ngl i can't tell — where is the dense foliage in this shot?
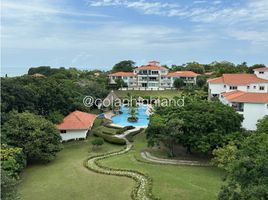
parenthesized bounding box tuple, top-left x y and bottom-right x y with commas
(0, 144, 26, 177)
(217, 133, 268, 200)
(170, 61, 266, 76)
(173, 78, 185, 89)
(1, 68, 108, 124)
(146, 100, 243, 154)
(212, 115, 268, 199)
(1, 169, 20, 200)
(112, 60, 135, 72)
(2, 112, 62, 163)
(256, 115, 268, 134)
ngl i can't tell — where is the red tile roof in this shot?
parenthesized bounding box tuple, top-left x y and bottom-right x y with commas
(56, 111, 97, 130)
(254, 68, 268, 71)
(109, 72, 135, 77)
(222, 91, 268, 103)
(208, 74, 268, 85)
(165, 71, 199, 77)
(138, 64, 167, 70)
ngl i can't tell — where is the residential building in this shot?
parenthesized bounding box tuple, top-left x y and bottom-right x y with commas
(57, 111, 97, 141)
(207, 68, 268, 130)
(109, 61, 199, 89)
(219, 91, 268, 130)
(207, 73, 268, 99)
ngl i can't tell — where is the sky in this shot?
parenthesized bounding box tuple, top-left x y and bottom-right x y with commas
(1, 0, 268, 76)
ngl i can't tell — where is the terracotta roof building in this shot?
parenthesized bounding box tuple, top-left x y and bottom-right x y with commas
(108, 61, 199, 89)
(57, 111, 97, 141)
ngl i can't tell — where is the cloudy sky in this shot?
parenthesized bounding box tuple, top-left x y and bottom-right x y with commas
(2, 0, 268, 76)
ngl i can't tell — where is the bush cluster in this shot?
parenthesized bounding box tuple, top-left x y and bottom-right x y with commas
(116, 126, 135, 135)
(92, 128, 126, 145)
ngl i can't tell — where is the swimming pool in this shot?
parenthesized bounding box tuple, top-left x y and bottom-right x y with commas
(112, 104, 150, 127)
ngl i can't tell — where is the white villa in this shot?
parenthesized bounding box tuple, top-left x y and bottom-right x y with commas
(56, 110, 97, 141)
(109, 61, 199, 89)
(208, 67, 268, 130)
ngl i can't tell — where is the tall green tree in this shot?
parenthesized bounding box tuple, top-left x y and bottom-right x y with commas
(256, 115, 268, 134)
(147, 118, 184, 157)
(173, 78, 185, 89)
(2, 112, 62, 163)
(147, 100, 243, 153)
(184, 62, 205, 74)
(218, 133, 268, 200)
(112, 60, 135, 72)
(248, 64, 266, 73)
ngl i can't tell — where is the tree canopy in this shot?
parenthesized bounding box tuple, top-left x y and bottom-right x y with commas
(112, 60, 135, 72)
(2, 112, 62, 163)
(217, 133, 268, 200)
(147, 100, 243, 154)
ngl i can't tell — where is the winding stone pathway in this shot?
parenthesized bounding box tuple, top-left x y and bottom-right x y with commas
(141, 151, 211, 167)
(85, 128, 156, 200)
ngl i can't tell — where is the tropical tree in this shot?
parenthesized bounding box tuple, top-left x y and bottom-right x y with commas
(196, 75, 207, 88)
(248, 64, 266, 73)
(147, 100, 243, 154)
(256, 115, 268, 134)
(217, 133, 268, 200)
(184, 62, 205, 74)
(173, 78, 185, 89)
(112, 60, 135, 72)
(2, 112, 62, 163)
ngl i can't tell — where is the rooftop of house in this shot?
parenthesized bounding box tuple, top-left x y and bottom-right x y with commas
(56, 110, 97, 130)
(253, 68, 268, 71)
(207, 74, 268, 85)
(109, 72, 135, 77)
(222, 91, 268, 103)
(165, 71, 199, 77)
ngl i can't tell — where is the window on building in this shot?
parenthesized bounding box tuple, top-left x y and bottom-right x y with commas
(152, 71, 159, 75)
(60, 130, 66, 134)
(123, 77, 128, 80)
(224, 85, 226, 88)
(253, 86, 256, 89)
(259, 71, 264, 74)
(260, 86, 265, 90)
(230, 86, 238, 90)
(247, 85, 250, 89)
(232, 103, 244, 112)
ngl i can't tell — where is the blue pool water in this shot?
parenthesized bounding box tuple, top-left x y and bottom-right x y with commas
(112, 104, 150, 127)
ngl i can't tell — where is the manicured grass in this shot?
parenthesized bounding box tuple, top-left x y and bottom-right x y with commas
(114, 90, 182, 99)
(18, 137, 134, 200)
(19, 131, 224, 200)
(100, 132, 224, 200)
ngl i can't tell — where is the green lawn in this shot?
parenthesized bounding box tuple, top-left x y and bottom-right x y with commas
(18, 132, 224, 200)
(114, 90, 182, 99)
(18, 137, 134, 200)
(100, 132, 224, 200)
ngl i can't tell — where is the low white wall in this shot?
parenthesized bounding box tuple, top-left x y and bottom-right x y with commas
(60, 129, 88, 141)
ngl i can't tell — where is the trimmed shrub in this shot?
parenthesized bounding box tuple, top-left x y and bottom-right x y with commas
(101, 134, 126, 145)
(116, 126, 135, 135)
(92, 128, 126, 145)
